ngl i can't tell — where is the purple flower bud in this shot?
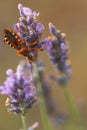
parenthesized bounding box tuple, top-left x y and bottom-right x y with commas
(18, 4, 23, 10)
(33, 11, 40, 17)
(18, 4, 32, 17)
(6, 69, 15, 77)
(44, 38, 52, 52)
(49, 23, 58, 36)
(36, 23, 45, 34)
(22, 7, 32, 16)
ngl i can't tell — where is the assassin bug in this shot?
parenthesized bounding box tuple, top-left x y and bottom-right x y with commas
(4, 29, 43, 63)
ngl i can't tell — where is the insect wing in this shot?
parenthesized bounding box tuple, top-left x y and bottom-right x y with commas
(4, 29, 23, 50)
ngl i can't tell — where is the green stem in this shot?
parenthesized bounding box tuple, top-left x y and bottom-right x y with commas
(34, 63, 53, 130)
(21, 115, 27, 130)
(63, 86, 82, 124)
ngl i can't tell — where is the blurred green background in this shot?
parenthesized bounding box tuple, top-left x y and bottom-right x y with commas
(0, 0, 87, 130)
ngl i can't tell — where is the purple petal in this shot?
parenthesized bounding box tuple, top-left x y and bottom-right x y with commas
(22, 7, 32, 16)
(36, 23, 45, 33)
(44, 38, 52, 52)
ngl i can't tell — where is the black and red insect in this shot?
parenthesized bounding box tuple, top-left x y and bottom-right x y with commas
(4, 29, 24, 50)
(4, 29, 42, 63)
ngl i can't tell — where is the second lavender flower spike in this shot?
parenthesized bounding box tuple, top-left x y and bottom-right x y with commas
(45, 23, 72, 85)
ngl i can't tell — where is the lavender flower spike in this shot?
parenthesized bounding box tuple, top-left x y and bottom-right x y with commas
(44, 23, 72, 84)
(0, 65, 37, 115)
(13, 3, 45, 63)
